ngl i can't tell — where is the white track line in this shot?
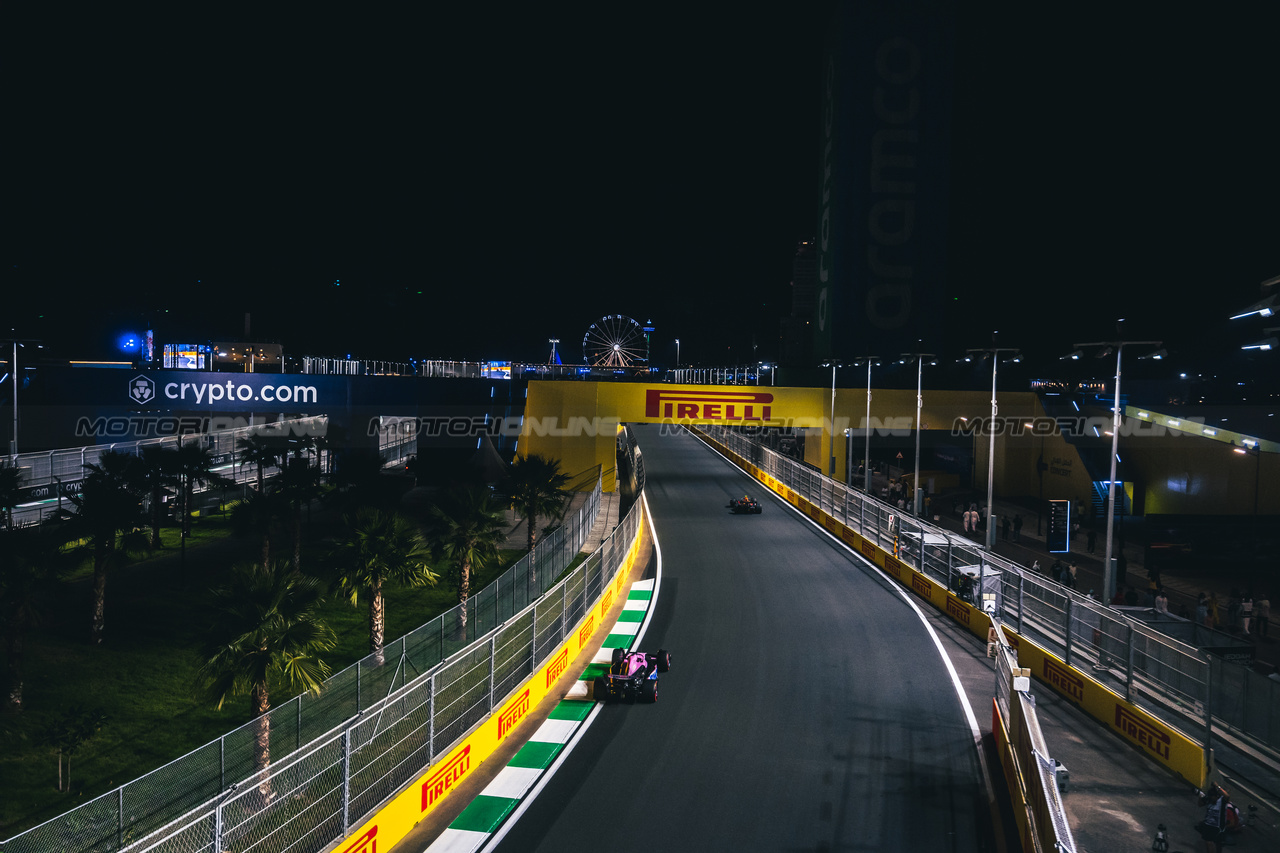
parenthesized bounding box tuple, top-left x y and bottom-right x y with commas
(479, 490, 664, 852)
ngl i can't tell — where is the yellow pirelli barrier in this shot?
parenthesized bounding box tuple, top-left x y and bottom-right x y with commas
(991, 698, 1036, 853)
(692, 427, 1207, 789)
(329, 505, 647, 853)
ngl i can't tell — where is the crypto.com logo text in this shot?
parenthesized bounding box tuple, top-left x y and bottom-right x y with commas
(951, 416, 1203, 439)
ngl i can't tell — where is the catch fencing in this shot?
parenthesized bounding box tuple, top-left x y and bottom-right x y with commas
(7, 416, 329, 527)
(1, 471, 608, 853)
(696, 425, 1280, 760)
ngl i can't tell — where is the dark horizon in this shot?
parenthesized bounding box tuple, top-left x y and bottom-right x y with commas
(6, 3, 1279, 379)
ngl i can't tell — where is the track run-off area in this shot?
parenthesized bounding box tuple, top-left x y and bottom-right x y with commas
(484, 424, 998, 852)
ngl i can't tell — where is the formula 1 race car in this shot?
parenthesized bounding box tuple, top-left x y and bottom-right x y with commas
(727, 496, 763, 514)
(594, 647, 671, 703)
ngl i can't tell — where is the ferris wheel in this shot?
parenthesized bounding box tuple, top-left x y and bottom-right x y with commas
(582, 314, 647, 367)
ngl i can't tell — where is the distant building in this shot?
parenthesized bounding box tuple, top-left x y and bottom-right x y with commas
(780, 240, 818, 367)
(212, 342, 284, 373)
(813, 0, 957, 361)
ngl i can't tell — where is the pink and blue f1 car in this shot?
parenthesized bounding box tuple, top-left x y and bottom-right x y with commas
(594, 647, 671, 703)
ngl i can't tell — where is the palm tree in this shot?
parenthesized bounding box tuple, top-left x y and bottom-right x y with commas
(134, 446, 179, 549)
(275, 458, 323, 574)
(68, 452, 148, 644)
(0, 461, 25, 529)
(427, 485, 506, 637)
(0, 526, 69, 709)
(237, 434, 282, 495)
(504, 454, 571, 575)
(196, 561, 334, 791)
(174, 443, 235, 536)
(231, 489, 283, 571)
(329, 508, 437, 666)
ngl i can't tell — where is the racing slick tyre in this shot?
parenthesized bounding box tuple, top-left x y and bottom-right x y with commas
(594, 676, 609, 702)
(641, 678, 658, 703)
(612, 647, 627, 665)
(656, 649, 671, 673)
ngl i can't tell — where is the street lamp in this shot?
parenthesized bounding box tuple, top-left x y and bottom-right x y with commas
(821, 362, 843, 477)
(901, 350, 936, 516)
(1072, 332, 1161, 603)
(967, 341, 1021, 549)
(851, 356, 880, 494)
(675, 339, 680, 369)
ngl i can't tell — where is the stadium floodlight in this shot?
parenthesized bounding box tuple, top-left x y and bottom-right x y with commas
(1241, 334, 1278, 352)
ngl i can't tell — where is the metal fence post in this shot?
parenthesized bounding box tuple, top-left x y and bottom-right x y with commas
(428, 673, 436, 761)
(340, 727, 351, 833)
(489, 636, 497, 710)
(1016, 574, 1024, 636)
(297, 694, 303, 751)
(356, 660, 362, 714)
(1125, 625, 1135, 702)
(213, 800, 224, 853)
(1064, 598, 1074, 668)
(220, 735, 226, 791)
(1204, 656, 1214, 763)
(118, 787, 124, 850)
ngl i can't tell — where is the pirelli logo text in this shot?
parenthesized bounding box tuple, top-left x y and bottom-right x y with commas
(645, 389, 774, 421)
(1044, 658, 1085, 703)
(910, 572, 931, 599)
(339, 827, 377, 853)
(421, 747, 471, 810)
(601, 589, 614, 618)
(945, 595, 970, 626)
(499, 689, 531, 738)
(883, 555, 902, 582)
(578, 616, 594, 649)
(546, 648, 569, 688)
(1115, 706, 1172, 760)
(860, 541, 876, 560)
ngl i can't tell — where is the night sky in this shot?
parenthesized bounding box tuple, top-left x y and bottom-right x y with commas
(6, 3, 1279, 379)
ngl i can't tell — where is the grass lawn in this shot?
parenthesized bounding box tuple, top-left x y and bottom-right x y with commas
(0, 508, 525, 839)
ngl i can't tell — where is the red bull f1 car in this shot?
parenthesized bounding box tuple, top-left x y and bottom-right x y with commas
(727, 496, 762, 514)
(594, 647, 671, 703)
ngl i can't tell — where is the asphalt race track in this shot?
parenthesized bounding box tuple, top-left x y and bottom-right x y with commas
(492, 425, 996, 852)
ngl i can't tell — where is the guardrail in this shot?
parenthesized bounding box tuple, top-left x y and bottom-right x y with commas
(693, 425, 1275, 784)
(990, 615, 1076, 853)
(0, 472, 606, 853)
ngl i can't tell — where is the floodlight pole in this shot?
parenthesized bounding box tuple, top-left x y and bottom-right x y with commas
(852, 357, 879, 494)
(902, 351, 935, 516)
(968, 345, 1020, 548)
(1075, 337, 1160, 603)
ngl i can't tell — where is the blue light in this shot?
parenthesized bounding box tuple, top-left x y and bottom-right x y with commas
(117, 331, 141, 353)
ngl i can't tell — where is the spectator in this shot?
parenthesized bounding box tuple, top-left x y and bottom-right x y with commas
(1208, 592, 1221, 629)
(1241, 591, 1253, 637)
(1155, 587, 1169, 613)
(1067, 564, 1078, 590)
(1196, 594, 1209, 627)
(1195, 784, 1229, 853)
(1257, 592, 1271, 640)
(1001, 515, 1011, 541)
(1013, 513, 1023, 542)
